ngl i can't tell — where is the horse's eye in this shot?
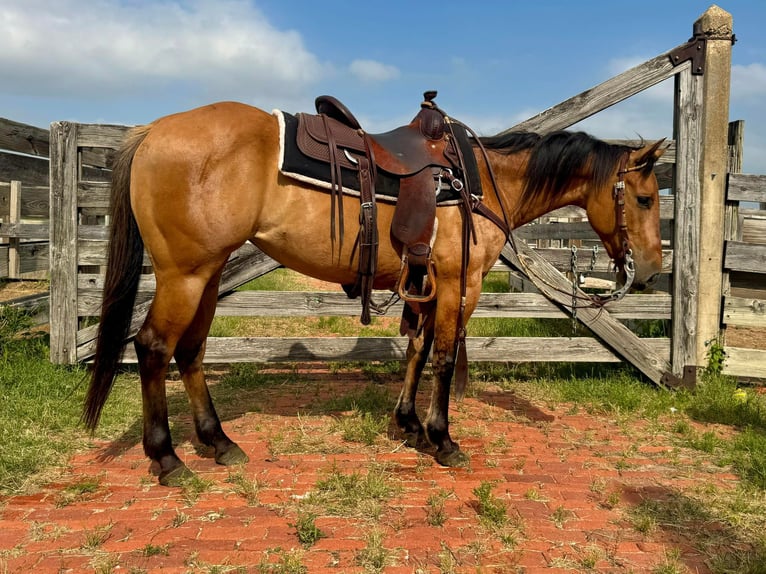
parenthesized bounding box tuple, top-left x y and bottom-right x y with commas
(637, 196, 653, 209)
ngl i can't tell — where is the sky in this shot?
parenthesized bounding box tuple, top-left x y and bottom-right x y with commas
(1, 0, 765, 174)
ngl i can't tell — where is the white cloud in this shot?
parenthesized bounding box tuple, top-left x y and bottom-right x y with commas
(0, 0, 326, 106)
(348, 59, 400, 83)
(731, 62, 766, 100)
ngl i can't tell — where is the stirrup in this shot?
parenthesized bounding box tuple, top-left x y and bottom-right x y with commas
(396, 253, 437, 303)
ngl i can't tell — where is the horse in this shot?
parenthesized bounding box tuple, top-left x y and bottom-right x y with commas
(82, 99, 665, 486)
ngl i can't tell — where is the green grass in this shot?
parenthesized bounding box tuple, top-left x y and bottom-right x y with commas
(0, 308, 143, 494)
(302, 463, 401, 519)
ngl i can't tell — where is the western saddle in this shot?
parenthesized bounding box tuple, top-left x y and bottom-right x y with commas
(295, 91, 509, 397)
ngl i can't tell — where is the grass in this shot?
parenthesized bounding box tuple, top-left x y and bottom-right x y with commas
(302, 463, 401, 519)
(0, 308, 143, 494)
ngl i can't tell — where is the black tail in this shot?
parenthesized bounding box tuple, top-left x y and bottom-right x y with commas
(82, 126, 150, 430)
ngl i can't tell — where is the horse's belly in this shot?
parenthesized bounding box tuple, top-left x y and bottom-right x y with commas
(251, 232, 401, 289)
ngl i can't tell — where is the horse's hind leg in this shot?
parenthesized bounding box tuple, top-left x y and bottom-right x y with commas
(135, 270, 222, 486)
(174, 268, 248, 467)
(394, 309, 435, 447)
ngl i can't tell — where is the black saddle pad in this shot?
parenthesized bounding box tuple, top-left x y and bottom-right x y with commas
(275, 110, 480, 205)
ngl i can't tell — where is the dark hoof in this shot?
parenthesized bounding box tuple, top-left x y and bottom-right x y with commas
(435, 448, 470, 468)
(216, 444, 249, 466)
(159, 464, 195, 487)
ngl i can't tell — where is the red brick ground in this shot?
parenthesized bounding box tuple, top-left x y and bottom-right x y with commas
(0, 373, 741, 573)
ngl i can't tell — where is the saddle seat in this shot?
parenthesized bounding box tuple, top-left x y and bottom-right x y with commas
(310, 92, 452, 177)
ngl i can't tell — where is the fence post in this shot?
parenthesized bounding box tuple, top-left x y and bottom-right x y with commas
(49, 121, 79, 364)
(695, 6, 734, 368)
(8, 181, 21, 278)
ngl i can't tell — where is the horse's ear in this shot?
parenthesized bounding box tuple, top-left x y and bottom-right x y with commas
(637, 138, 667, 165)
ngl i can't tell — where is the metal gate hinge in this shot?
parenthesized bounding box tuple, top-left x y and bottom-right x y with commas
(669, 31, 707, 75)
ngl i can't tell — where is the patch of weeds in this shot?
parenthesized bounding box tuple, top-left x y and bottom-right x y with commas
(226, 470, 262, 505)
(425, 489, 453, 527)
(170, 509, 190, 528)
(28, 521, 71, 542)
(524, 487, 546, 502)
(180, 474, 214, 505)
(473, 481, 507, 528)
(356, 528, 394, 573)
(334, 409, 389, 445)
(602, 490, 621, 510)
(304, 463, 400, 519)
(90, 553, 121, 574)
(56, 478, 101, 507)
(578, 545, 604, 569)
(686, 429, 722, 453)
(290, 512, 324, 547)
(437, 541, 459, 573)
(139, 543, 170, 557)
(81, 523, 113, 550)
(550, 505, 574, 529)
(257, 547, 307, 574)
(652, 548, 686, 574)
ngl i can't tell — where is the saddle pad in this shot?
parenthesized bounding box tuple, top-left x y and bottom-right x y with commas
(273, 110, 479, 205)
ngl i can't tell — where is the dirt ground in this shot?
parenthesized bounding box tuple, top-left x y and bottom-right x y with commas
(0, 370, 750, 574)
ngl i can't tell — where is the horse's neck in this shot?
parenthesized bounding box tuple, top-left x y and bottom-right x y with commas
(484, 151, 587, 229)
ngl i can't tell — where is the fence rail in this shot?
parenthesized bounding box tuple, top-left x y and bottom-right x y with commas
(722, 173, 766, 379)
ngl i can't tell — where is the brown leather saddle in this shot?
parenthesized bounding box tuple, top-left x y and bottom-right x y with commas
(296, 91, 462, 325)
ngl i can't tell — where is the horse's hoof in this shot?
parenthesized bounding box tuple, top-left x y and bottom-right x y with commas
(159, 464, 195, 487)
(435, 448, 470, 468)
(216, 444, 249, 466)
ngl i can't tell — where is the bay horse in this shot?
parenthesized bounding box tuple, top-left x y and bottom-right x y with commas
(82, 100, 665, 485)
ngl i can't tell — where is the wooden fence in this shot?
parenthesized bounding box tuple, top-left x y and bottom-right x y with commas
(48, 6, 764, 382)
(0, 118, 51, 279)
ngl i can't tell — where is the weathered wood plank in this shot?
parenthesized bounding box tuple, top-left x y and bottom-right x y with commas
(0, 152, 49, 187)
(90, 335, 670, 365)
(0, 118, 49, 157)
(516, 220, 673, 241)
(0, 242, 48, 275)
(503, 53, 688, 134)
(76, 289, 671, 320)
(75, 124, 131, 149)
(742, 216, 766, 245)
(49, 122, 80, 364)
(0, 183, 49, 218)
(727, 174, 766, 203)
(722, 296, 766, 328)
(0, 222, 49, 239)
(722, 347, 766, 379)
(78, 181, 111, 208)
(724, 241, 766, 274)
(671, 66, 703, 375)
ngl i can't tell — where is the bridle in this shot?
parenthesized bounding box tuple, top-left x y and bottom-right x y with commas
(589, 153, 646, 303)
(509, 151, 650, 316)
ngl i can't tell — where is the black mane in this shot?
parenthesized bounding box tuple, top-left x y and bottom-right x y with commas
(478, 130, 639, 211)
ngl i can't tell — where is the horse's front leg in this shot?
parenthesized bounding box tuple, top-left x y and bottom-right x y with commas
(424, 284, 480, 468)
(394, 307, 435, 447)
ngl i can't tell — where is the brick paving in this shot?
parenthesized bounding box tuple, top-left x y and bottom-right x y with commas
(0, 374, 742, 573)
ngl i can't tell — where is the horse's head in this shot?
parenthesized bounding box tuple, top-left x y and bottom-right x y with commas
(585, 139, 666, 291)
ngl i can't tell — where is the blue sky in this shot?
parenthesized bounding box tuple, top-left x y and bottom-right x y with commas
(2, 0, 765, 173)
